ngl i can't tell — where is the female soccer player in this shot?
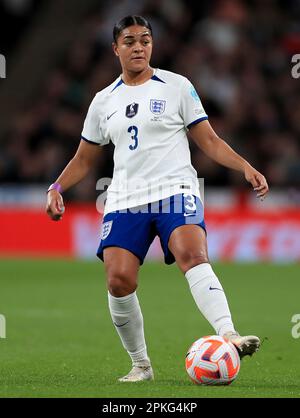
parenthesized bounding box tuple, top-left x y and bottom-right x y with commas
(46, 16, 269, 382)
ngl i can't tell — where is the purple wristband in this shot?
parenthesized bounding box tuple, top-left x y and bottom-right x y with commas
(47, 182, 63, 194)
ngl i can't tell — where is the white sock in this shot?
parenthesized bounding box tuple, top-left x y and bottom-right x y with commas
(108, 291, 150, 366)
(185, 263, 236, 336)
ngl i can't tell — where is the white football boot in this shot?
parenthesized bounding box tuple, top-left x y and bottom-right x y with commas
(118, 363, 154, 383)
(223, 332, 261, 359)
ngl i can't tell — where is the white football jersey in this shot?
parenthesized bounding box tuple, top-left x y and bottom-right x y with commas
(81, 68, 208, 214)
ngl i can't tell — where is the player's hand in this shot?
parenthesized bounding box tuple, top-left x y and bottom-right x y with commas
(46, 190, 65, 221)
(244, 164, 269, 200)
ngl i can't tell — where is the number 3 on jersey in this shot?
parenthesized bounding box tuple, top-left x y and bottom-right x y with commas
(128, 126, 138, 150)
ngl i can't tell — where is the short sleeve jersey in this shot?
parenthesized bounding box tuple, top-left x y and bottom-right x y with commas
(81, 68, 208, 214)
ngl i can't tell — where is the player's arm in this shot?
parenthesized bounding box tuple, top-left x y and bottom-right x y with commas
(46, 139, 102, 221)
(189, 120, 269, 199)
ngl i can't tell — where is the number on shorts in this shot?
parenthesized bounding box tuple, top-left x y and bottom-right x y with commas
(184, 194, 197, 214)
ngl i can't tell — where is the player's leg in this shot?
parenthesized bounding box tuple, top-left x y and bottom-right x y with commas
(168, 225, 260, 357)
(97, 209, 156, 381)
(169, 224, 236, 336)
(103, 248, 153, 382)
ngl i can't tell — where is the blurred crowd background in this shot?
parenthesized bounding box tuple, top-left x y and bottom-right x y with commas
(0, 0, 299, 202)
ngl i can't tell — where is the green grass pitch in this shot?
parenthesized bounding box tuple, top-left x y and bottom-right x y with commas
(0, 259, 299, 398)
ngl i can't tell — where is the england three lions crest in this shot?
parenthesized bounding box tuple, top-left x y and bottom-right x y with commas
(150, 99, 166, 115)
(101, 221, 113, 240)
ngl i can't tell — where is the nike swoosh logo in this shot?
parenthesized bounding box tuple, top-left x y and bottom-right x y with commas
(113, 320, 129, 328)
(209, 286, 224, 292)
(184, 213, 195, 217)
(107, 110, 118, 120)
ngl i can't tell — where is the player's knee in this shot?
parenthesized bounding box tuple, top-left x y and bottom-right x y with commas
(107, 270, 137, 297)
(176, 250, 209, 274)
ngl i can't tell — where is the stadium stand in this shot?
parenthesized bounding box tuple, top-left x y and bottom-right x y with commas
(0, 0, 299, 200)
